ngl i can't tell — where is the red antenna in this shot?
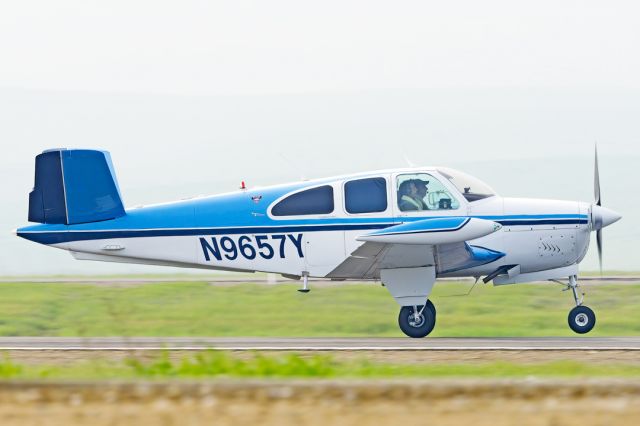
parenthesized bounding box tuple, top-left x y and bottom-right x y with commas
(240, 181, 246, 190)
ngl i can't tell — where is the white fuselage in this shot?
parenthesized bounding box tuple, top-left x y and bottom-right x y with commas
(37, 168, 593, 282)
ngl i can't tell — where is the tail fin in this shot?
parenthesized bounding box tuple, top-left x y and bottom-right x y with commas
(28, 149, 125, 224)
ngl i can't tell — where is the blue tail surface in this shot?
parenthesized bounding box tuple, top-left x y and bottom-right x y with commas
(28, 149, 125, 225)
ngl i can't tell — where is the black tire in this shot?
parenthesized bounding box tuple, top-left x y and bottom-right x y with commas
(398, 300, 436, 338)
(426, 299, 436, 319)
(568, 305, 596, 334)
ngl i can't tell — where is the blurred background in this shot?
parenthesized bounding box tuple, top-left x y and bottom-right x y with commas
(1, 0, 638, 275)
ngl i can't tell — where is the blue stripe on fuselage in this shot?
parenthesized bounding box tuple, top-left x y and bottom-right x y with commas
(365, 217, 470, 236)
(17, 215, 588, 245)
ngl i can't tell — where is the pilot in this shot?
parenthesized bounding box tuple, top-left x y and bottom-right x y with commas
(398, 179, 429, 211)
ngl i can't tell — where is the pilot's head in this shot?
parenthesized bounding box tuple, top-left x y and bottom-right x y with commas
(400, 179, 429, 198)
(414, 179, 429, 198)
(398, 180, 412, 196)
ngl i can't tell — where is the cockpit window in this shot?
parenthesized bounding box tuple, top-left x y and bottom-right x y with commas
(437, 168, 496, 202)
(272, 185, 334, 216)
(396, 173, 460, 211)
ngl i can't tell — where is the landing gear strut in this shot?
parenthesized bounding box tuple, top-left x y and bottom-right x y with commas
(564, 275, 596, 334)
(298, 273, 310, 293)
(398, 300, 436, 338)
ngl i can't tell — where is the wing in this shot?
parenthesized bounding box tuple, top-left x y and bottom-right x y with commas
(327, 241, 504, 279)
(327, 217, 505, 280)
(327, 241, 435, 279)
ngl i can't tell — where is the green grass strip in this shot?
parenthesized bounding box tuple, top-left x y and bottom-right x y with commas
(1, 351, 640, 380)
(0, 281, 639, 337)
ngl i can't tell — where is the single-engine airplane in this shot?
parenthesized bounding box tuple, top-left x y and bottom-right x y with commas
(16, 148, 621, 337)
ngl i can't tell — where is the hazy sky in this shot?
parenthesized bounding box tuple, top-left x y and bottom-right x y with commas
(2, 1, 640, 95)
(0, 1, 638, 275)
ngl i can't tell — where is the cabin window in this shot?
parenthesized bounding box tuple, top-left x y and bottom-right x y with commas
(272, 185, 334, 216)
(396, 173, 460, 212)
(344, 177, 387, 214)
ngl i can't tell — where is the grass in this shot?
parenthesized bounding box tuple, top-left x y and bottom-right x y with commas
(1, 351, 640, 380)
(0, 280, 638, 337)
(1, 270, 634, 280)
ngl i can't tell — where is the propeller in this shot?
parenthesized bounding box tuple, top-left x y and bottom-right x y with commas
(591, 144, 622, 273)
(594, 145, 602, 273)
(594, 145, 601, 207)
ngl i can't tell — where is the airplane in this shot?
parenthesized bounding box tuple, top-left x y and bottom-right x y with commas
(15, 148, 621, 338)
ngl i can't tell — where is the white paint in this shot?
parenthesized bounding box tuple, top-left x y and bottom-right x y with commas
(493, 264, 579, 285)
(380, 266, 436, 306)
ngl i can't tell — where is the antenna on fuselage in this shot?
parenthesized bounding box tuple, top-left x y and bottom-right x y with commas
(403, 152, 417, 168)
(278, 153, 307, 181)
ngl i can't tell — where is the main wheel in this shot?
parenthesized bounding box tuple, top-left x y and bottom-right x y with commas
(568, 305, 596, 334)
(398, 300, 436, 338)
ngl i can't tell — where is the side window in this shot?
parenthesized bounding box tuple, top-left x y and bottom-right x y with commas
(345, 177, 387, 214)
(397, 173, 460, 212)
(272, 185, 334, 216)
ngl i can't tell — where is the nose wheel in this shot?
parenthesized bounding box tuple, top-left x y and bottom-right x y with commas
(398, 300, 436, 338)
(568, 305, 596, 334)
(563, 275, 596, 334)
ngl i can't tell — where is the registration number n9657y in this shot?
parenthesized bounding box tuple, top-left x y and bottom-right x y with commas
(199, 234, 304, 261)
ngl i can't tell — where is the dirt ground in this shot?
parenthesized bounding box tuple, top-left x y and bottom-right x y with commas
(1, 350, 639, 425)
(0, 379, 639, 426)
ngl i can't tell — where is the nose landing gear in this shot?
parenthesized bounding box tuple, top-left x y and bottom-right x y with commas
(568, 305, 596, 334)
(563, 275, 596, 334)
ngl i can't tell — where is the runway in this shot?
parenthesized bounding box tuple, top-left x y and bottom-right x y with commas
(1, 276, 638, 284)
(1, 337, 639, 350)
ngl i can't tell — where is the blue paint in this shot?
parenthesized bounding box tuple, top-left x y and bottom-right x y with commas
(364, 217, 469, 237)
(61, 150, 125, 224)
(468, 245, 506, 264)
(271, 235, 288, 258)
(17, 216, 587, 245)
(198, 233, 305, 262)
(238, 236, 257, 260)
(219, 237, 237, 260)
(200, 237, 221, 261)
(17, 163, 589, 245)
(28, 150, 67, 224)
(27, 149, 125, 225)
(439, 244, 506, 274)
(255, 235, 274, 259)
(287, 233, 304, 258)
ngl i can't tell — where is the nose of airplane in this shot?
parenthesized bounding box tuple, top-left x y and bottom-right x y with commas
(591, 205, 622, 231)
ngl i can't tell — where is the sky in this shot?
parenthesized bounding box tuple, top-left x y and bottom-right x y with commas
(0, 1, 638, 275)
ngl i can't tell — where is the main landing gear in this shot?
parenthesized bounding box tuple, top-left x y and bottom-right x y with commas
(398, 300, 436, 338)
(563, 275, 596, 334)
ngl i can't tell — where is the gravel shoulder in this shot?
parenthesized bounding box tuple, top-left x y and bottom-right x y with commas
(1, 379, 639, 426)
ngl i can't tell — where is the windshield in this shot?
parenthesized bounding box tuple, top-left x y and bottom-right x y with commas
(437, 168, 496, 202)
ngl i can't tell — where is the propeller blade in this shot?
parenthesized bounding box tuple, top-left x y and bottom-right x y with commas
(596, 228, 603, 274)
(594, 144, 601, 206)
